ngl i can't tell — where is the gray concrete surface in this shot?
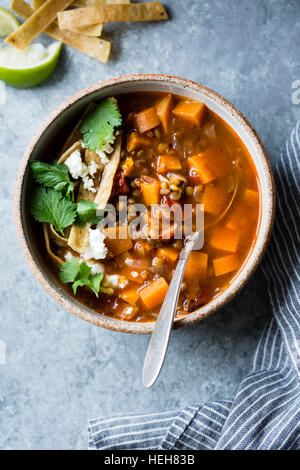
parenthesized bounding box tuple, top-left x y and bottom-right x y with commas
(0, 0, 299, 450)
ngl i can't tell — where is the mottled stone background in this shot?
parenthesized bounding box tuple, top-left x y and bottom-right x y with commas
(0, 0, 299, 450)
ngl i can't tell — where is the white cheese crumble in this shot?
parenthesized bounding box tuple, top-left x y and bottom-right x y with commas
(83, 229, 108, 261)
(65, 150, 88, 179)
(95, 150, 110, 166)
(65, 150, 99, 193)
(88, 161, 98, 176)
(82, 176, 96, 193)
(103, 275, 128, 290)
(86, 260, 105, 275)
(95, 132, 117, 165)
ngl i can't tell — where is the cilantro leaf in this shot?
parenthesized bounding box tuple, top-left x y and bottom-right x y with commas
(30, 187, 77, 236)
(31, 161, 74, 198)
(76, 200, 103, 227)
(59, 256, 103, 297)
(80, 99, 122, 151)
(58, 256, 79, 283)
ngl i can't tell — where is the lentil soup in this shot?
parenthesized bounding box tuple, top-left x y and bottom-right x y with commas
(29, 92, 260, 323)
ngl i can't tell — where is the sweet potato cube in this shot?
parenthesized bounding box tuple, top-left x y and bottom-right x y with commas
(120, 285, 140, 306)
(104, 226, 133, 256)
(188, 146, 230, 185)
(213, 254, 240, 277)
(157, 247, 179, 265)
(135, 107, 160, 134)
(140, 176, 160, 206)
(210, 227, 240, 252)
(127, 132, 152, 152)
(173, 100, 205, 126)
(202, 185, 228, 216)
(139, 277, 169, 310)
(155, 94, 173, 134)
(157, 155, 182, 173)
(184, 252, 208, 281)
(225, 208, 247, 231)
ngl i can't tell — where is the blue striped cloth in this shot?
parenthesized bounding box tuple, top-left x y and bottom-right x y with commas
(88, 123, 300, 450)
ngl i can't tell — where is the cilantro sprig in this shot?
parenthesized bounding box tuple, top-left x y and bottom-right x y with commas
(31, 161, 75, 199)
(59, 256, 103, 297)
(30, 187, 77, 236)
(76, 200, 103, 227)
(30, 187, 102, 235)
(80, 99, 122, 151)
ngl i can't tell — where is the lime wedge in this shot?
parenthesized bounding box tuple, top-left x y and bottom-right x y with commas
(0, 7, 20, 37)
(0, 42, 61, 88)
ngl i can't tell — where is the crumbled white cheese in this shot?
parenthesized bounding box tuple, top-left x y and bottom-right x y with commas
(65, 150, 88, 179)
(82, 176, 96, 193)
(88, 161, 98, 176)
(83, 229, 108, 261)
(64, 251, 73, 262)
(65, 150, 100, 193)
(103, 275, 128, 290)
(95, 150, 110, 165)
(86, 260, 105, 275)
(95, 132, 117, 165)
(104, 275, 120, 288)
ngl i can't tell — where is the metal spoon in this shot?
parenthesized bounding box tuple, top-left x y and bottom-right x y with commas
(142, 231, 202, 388)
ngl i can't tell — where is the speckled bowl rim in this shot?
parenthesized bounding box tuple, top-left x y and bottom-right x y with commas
(14, 74, 276, 334)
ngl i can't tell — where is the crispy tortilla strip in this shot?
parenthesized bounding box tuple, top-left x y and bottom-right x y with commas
(49, 224, 69, 247)
(68, 224, 90, 254)
(6, 0, 73, 50)
(74, 0, 130, 6)
(58, 2, 169, 28)
(10, 0, 111, 62)
(94, 135, 122, 209)
(32, 0, 103, 37)
(58, 140, 82, 164)
(66, 23, 103, 37)
(43, 224, 63, 267)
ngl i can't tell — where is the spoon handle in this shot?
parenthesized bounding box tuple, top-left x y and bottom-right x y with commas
(142, 235, 197, 388)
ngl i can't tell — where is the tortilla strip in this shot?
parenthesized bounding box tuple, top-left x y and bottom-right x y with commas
(32, 0, 103, 37)
(58, 2, 169, 29)
(71, 0, 131, 36)
(43, 224, 63, 267)
(65, 24, 103, 37)
(94, 135, 122, 209)
(49, 224, 68, 247)
(6, 0, 73, 50)
(58, 140, 82, 164)
(9, 0, 111, 62)
(74, 0, 130, 6)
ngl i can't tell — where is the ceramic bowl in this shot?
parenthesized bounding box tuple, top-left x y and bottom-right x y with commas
(14, 74, 275, 334)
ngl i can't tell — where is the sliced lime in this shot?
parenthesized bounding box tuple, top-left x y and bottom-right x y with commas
(0, 7, 20, 37)
(0, 41, 62, 88)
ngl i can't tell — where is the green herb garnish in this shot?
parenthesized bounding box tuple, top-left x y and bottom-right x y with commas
(30, 187, 77, 236)
(80, 99, 122, 151)
(59, 256, 103, 297)
(31, 161, 75, 199)
(76, 200, 103, 227)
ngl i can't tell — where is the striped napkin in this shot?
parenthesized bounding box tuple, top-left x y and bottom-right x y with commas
(89, 123, 300, 450)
